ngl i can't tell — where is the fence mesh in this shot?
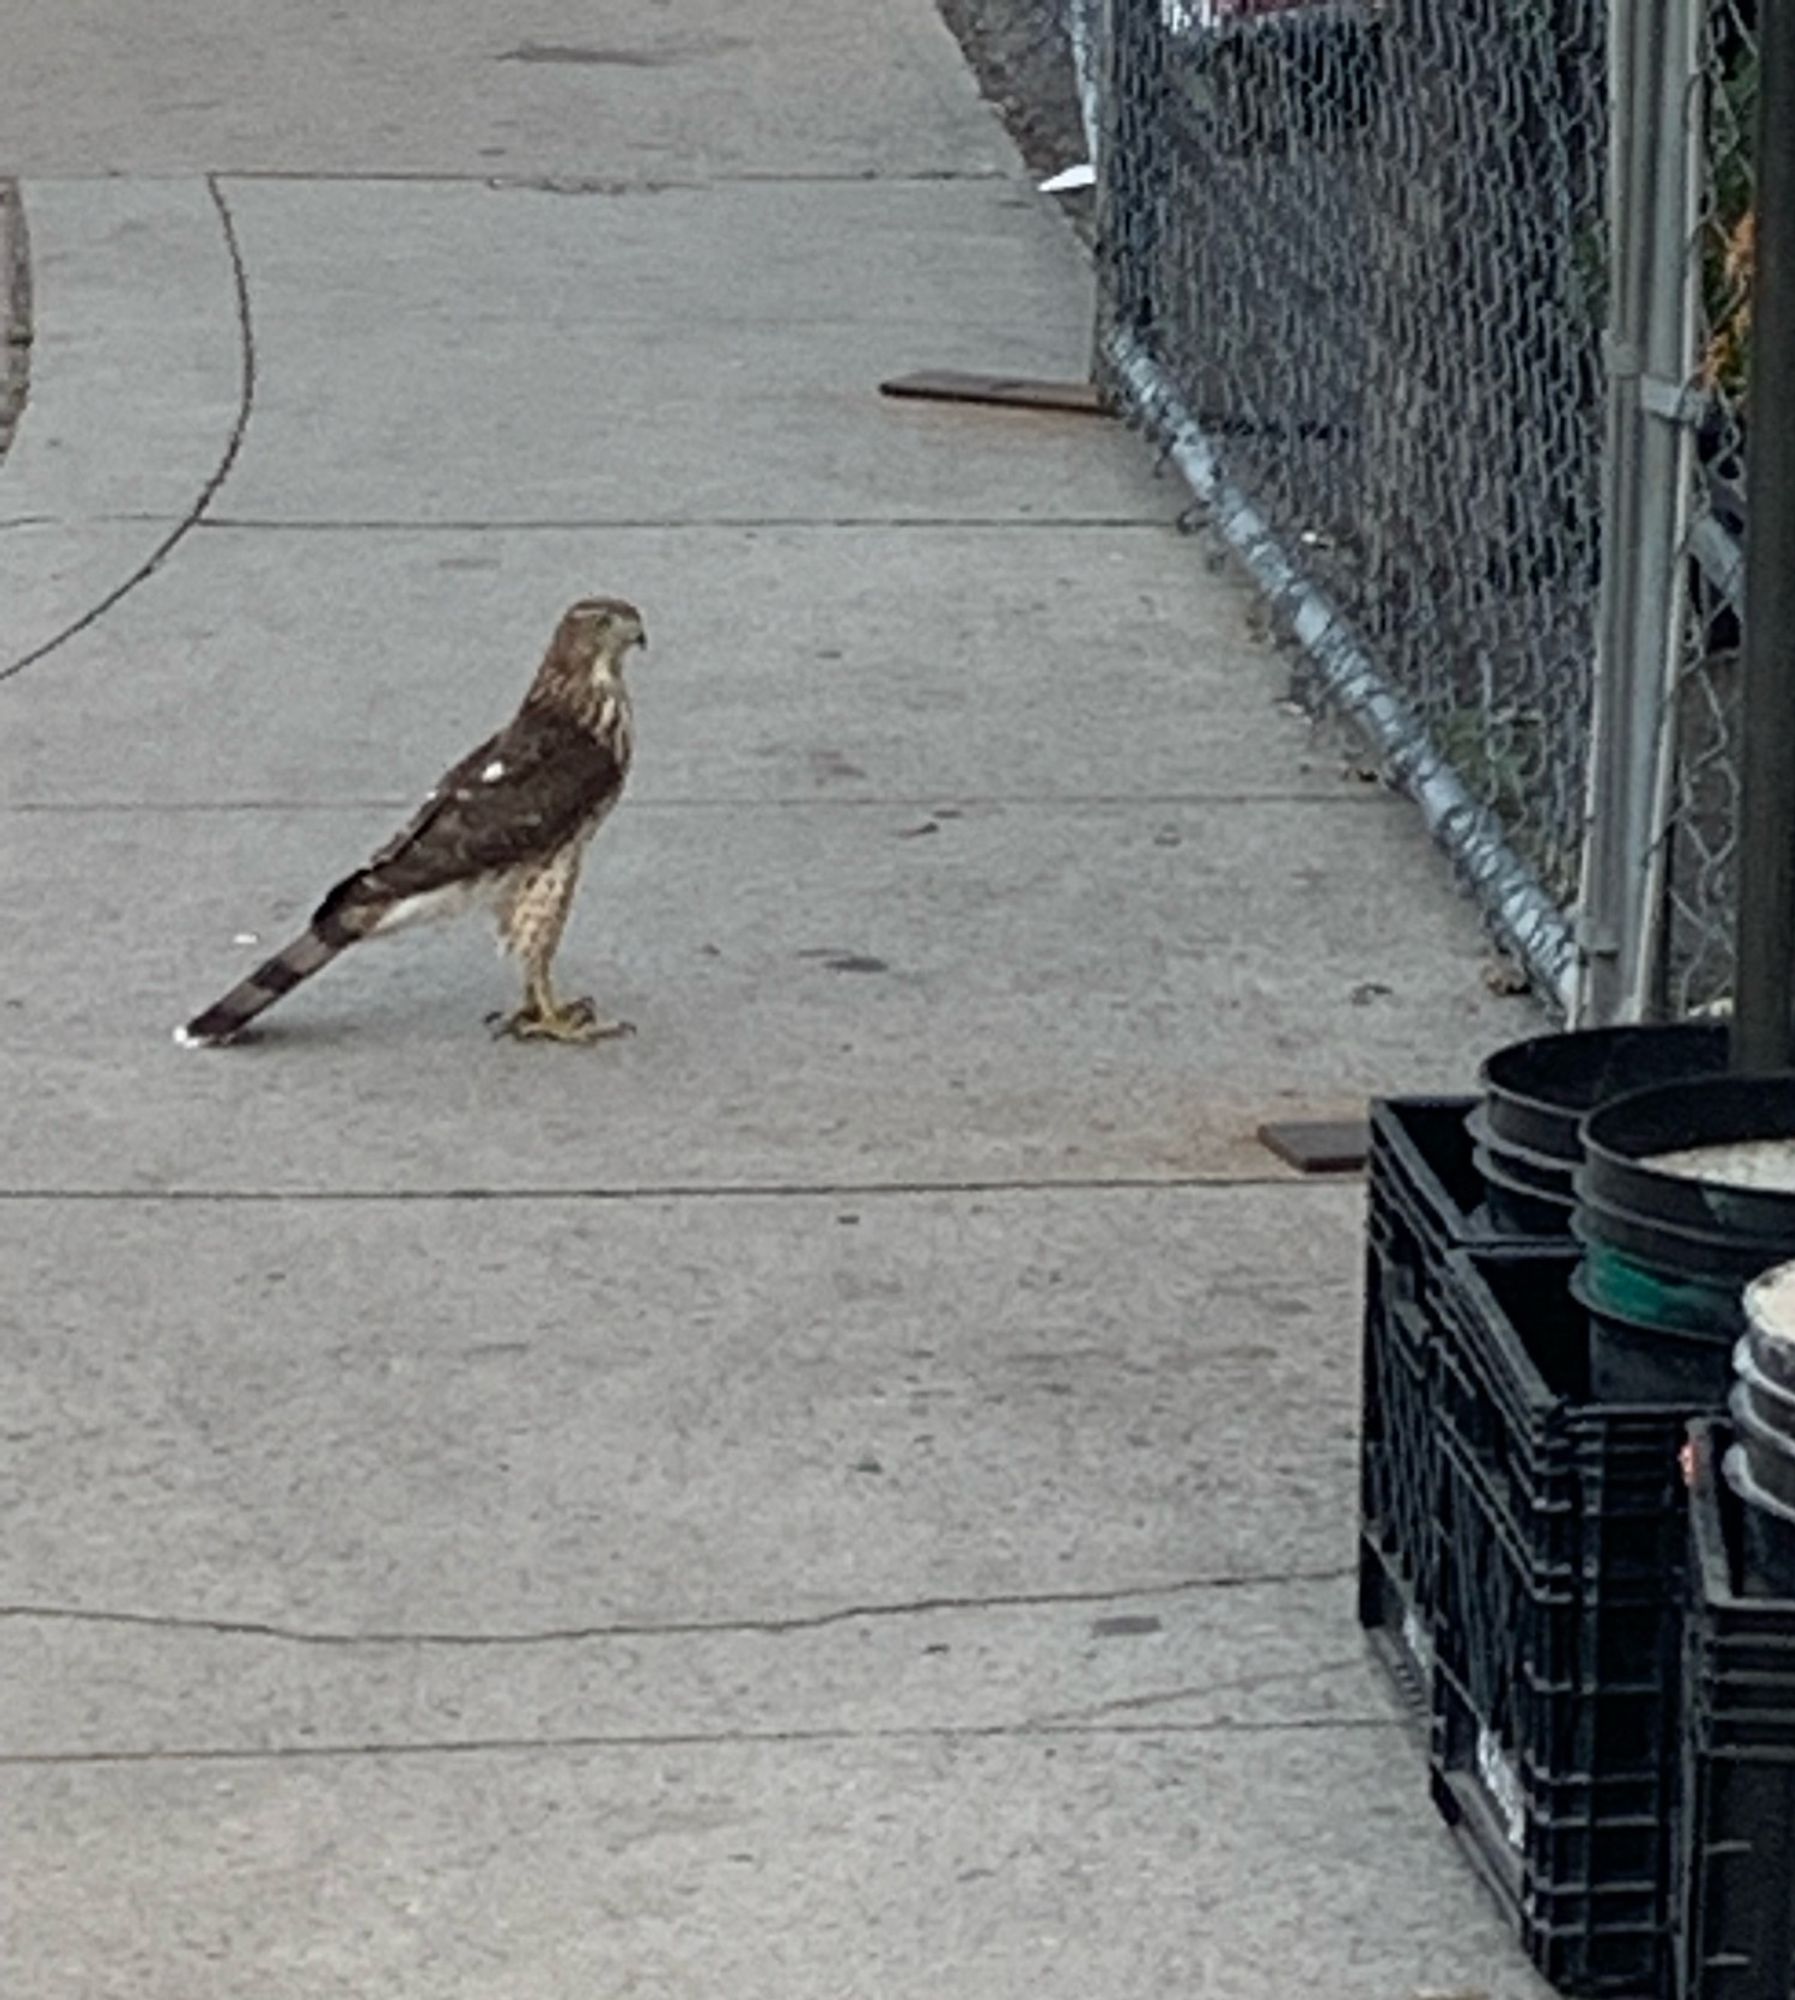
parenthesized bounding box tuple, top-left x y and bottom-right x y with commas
(1665, 0, 1756, 1016)
(1099, 0, 1610, 935)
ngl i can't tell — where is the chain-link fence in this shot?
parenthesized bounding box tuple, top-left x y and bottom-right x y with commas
(1096, 0, 1608, 1002)
(1086, 0, 1760, 1020)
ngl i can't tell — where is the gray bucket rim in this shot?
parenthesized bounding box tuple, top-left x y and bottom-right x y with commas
(1731, 1375, 1795, 1452)
(1744, 1261, 1795, 1343)
(1722, 1440, 1795, 1526)
(1737, 1333, 1795, 1412)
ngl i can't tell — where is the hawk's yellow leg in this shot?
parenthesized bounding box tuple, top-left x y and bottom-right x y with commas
(491, 851, 631, 1045)
(490, 969, 633, 1045)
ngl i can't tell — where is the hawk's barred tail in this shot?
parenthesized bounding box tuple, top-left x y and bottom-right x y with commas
(174, 912, 361, 1048)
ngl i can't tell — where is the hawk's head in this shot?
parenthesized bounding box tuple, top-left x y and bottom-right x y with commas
(532, 597, 647, 717)
(559, 596, 647, 665)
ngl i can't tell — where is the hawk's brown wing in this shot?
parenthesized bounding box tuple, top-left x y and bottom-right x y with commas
(316, 709, 626, 923)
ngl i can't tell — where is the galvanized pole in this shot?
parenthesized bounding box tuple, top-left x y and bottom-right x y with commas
(1093, 0, 1168, 374)
(1575, 0, 1700, 1026)
(1733, 0, 1795, 1068)
(1065, 0, 1105, 170)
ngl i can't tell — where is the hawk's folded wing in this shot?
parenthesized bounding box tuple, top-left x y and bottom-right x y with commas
(318, 709, 627, 922)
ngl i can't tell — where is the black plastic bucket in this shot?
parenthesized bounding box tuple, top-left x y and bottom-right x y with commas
(1464, 1104, 1573, 1195)
(1480, 1023, 1730, 1165)
(1573, 1263, 1738, 1404)
(1722, 1441, 1795, 1596)
(1576, 1074, 1795, 1405)
(1473, 1024, 1728, 1244)
(1573, 1191, 1795, 1290)
(1468, 1134, 1577, 1236)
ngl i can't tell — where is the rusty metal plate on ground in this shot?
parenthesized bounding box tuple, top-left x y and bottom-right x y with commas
(1256, 1118, 1370, 1174)
(878, 369, 1114, 416)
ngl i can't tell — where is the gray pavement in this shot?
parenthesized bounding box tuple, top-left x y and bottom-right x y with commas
(0, 4, 1548, 1995)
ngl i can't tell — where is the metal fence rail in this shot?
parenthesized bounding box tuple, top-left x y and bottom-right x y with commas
(1085, 0, 1758, 1020)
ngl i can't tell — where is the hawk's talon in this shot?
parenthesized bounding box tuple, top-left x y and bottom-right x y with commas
(488, 999, 634, 1045)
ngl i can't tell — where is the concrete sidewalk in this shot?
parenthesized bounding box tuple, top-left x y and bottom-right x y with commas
(0, 5, 1546, 1995)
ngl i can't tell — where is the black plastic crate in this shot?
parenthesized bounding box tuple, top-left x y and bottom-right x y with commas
(1676, 1421, 1795, 2000)
(1358, 1098, 1560, 1723)
(1430, 1249, 1691, 1997)
(1364, 1094, 1521, 1283)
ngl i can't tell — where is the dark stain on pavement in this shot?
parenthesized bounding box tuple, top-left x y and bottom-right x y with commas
(1091, 1614, 1164, 1639)
(497, 38, 743, 69)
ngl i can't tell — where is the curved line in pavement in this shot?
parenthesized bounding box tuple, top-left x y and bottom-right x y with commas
(0, 174, 256, 686)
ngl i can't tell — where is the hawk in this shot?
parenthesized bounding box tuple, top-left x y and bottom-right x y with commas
(176, 595, 645, 1049)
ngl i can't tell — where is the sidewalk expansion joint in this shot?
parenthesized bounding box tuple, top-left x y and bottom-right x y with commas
(0, 1175, 1358, 1202)
(0, 790, 1389, 814)
(190, 514, 1177, 533)
(212, 167, 1015, 190)
(0, 1716, 1401, 1771)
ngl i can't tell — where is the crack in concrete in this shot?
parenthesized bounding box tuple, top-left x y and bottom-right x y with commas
(210, 167, 1014, 189)
(0, 1714, 1398, 1770)
(3, 514, 1177, 532)
(0, 175, 256, 686)
(190, 514, 1173, 533)
(0, 1567, 1354, 1650)
(0, 790, 1384, 815)
(0, 1174, 1350, 1202)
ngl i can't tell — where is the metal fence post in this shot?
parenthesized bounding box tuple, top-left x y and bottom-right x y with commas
(1092, 0, 1168, 385)
(1065, 0, 1106, 170)
(1732, 0, 1795, 1068)
(1574, 0, 1701, 1026)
